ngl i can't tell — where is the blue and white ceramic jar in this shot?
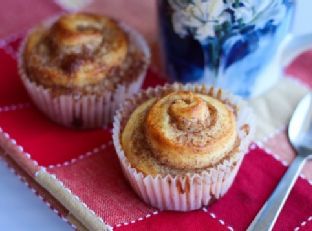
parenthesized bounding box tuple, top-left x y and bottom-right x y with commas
(158, 0, 294, 98)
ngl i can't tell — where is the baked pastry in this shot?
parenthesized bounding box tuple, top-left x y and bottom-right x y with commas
(19, 12, 150, 128)
(113, 84, 253, 211)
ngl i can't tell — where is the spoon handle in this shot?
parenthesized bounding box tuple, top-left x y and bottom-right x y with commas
(247, 155, 307, 231)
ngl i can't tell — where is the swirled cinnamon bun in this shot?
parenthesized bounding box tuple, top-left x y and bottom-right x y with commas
(121, 90, 239, 175)
(114, 84, 253, 211)
(22, 13, 148, 94)
(24, 13, 128, 88)
(19, 13, 150, 128)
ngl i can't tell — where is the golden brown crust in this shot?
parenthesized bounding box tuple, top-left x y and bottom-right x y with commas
(121, 91, 238, 174)
(23, 13, 128, 88)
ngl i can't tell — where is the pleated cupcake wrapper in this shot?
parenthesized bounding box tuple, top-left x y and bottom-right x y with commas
(113, 83, 255, 211)
(18, 19, 151, 128)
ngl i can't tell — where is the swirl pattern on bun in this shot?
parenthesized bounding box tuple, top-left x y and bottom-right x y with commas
(121, 90, 239, 175)
(145, 91, 237, 169)
(24, 13, 128, 88)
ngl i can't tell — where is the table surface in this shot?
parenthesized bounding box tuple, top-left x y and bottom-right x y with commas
(0, 0, 312, 230)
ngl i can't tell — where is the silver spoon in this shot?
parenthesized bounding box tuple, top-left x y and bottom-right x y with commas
(247, 93, 312, 231)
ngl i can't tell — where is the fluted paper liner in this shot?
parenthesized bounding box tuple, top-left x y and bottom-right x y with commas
(113, 84, 254, 211)
(18, 18, 150, 128)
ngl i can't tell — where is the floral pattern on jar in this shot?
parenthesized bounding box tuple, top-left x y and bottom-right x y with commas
(158, 0, 294, 97)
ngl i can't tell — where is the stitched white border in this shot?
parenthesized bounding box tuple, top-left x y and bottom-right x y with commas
(113, 207, 236, 230)
(202, 207, 235, 231)
(114, 211, 159, 229)
(47, 141, 113, 169)
(39, 168, 113, 231)
(46, 140, 163, 230)
(243, 142, 312, 231)
(258, 126, 286, 144)
(255, 142, 289, 166)
(0, 157, 76, 230)
(0, 124, 141, 230)
(0, 98, 156, 229)
(294, 216, 312, 231)
(0, 126, 112, 230)
(255, 142, 312, 186)
(0, 126, 40, 167)
(46, 137, 237, 230)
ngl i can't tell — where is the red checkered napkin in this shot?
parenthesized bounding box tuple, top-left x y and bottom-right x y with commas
(0, 37, 311, 231)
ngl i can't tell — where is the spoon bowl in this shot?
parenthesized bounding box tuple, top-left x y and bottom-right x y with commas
(288, 93, 312, 154)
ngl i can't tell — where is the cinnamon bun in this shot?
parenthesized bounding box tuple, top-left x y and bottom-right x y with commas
(24, 13, 130, 88)
(114, 84, 254, 211)
(121, 89, 242, 175)
(19, 13, 150, 128)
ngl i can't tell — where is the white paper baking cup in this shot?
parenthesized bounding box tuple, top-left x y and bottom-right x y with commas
(113, 83, 255, 211)
(18, 18, 150, 129)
